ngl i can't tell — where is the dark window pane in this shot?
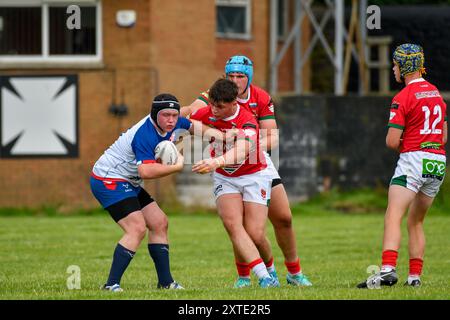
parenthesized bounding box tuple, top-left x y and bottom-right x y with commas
(49, 6, 96, 55)
(278, 0, 285, 37)
(217, 6, 246, 34)
(0, 7, 42, 55)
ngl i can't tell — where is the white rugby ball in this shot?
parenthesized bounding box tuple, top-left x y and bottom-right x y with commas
(154, 140, 178, 165)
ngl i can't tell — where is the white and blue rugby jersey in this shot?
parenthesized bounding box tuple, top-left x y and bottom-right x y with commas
(92, 116, 191, 186)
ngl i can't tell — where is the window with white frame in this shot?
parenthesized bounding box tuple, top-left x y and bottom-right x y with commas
(216, 0, 251, 40)
(0, 0, 102, 64)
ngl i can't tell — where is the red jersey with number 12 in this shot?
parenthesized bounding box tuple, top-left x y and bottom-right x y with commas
(190, 105, 267, 177)
(388, 78, 447, 155)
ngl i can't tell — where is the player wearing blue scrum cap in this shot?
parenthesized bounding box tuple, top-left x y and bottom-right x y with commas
(182, 55, 312, 288)
(224, 55, 254, 91)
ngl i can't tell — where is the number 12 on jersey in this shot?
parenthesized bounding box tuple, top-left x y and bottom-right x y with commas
(420, 105, 442, 135)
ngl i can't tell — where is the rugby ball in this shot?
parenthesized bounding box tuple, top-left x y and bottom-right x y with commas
(154, 140, 178, 165)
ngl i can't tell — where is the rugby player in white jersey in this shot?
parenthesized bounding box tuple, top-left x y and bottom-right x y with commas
(90, 93, 222, 291)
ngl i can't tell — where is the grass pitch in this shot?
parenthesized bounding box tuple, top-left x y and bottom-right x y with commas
(0, 206, 449, 300)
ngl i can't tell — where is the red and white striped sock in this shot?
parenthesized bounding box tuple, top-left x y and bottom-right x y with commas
(265, 257, 275, 273)
(285, 258, 301, 276)
(249, 258, 270, 280)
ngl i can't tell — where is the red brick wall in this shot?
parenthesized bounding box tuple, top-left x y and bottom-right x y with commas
(0, 0, 310, 209)
(0, 0, 155, 209)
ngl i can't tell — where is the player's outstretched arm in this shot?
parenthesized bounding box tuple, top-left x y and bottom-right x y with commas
(138, 153, 184, 179)
(180, 99, 208, 117)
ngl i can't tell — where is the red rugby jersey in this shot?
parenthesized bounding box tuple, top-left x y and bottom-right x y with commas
(190, 105, 267, 177)
(388, 78, 447, 155)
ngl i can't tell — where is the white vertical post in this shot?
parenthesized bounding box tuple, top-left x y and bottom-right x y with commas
(42, 3, 49, 58)
(270, 0, 278, 94)
(359, 0, 368, 94)
(334, 0, 344, 95)
(360, 0, 368, 61)
(294, 0, 302, 93)
(97, 0, 103, 61)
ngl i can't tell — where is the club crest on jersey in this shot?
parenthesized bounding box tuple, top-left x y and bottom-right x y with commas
(249, 102, 258, 108)
(243, 129, 256, 137)
(390, 112, 396, 120)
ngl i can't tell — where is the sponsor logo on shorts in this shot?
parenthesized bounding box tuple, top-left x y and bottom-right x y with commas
(261, 188, 267, 200)
(422, 159, 446, 181)
(123, 183, 133, 192)
(214, 184, 223, 196)
(410, 182, 419, 189)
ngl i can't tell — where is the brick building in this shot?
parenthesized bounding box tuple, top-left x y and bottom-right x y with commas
(0, 0, 310, 209)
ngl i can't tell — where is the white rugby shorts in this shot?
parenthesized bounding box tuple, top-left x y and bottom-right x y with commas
(212, 168, 273, 206)
(263, 151, 281, 180)
(391, 151, 446, 197)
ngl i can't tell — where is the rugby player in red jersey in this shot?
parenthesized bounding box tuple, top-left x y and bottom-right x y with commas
(183, 55, 311, 288)
(191, 78, 278, 288)
(358, 44, 447, 288)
